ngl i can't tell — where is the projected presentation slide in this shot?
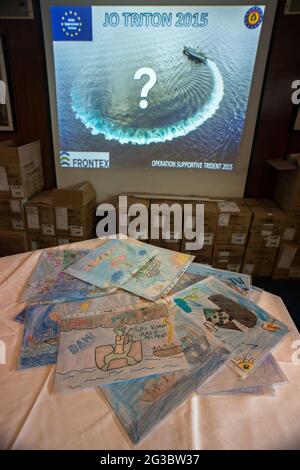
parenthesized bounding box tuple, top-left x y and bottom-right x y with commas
(50, 5, 265, 170)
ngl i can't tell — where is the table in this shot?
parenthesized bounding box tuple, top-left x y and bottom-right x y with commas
(0, 239, 300, 450)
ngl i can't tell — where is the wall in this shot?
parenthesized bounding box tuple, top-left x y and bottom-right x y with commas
(0, 0, 55, 189)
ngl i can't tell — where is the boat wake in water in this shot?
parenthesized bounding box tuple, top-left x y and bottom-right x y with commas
(71, 58, 224, 146)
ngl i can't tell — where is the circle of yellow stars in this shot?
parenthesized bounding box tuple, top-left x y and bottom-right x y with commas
(61, 10, 82, 37)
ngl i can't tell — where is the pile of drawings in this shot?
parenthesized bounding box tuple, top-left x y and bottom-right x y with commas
(16, 236, 290, 443)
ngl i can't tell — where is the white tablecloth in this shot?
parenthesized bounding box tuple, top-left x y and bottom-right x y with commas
(0, 240, 300, 450)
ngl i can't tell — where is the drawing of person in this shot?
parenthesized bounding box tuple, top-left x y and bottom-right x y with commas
(113, 327, 127, 354)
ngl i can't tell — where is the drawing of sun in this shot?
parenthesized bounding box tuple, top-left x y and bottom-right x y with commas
(80, 301, 90, 311)
(232, 356, 255, 371)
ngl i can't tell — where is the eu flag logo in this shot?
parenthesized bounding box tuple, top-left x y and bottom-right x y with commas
(51, 6, 92, 41)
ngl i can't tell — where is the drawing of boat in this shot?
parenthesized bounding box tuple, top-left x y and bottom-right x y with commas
(152, 344, 182, 357)
(262, 320, 281, 332)
(141, 373, 177, 402)
(183, 46, 208, 64)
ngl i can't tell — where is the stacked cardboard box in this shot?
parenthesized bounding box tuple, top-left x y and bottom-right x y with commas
(246, 200, 287, 248)
(0, 198, 27, 231)
(274, 154, 300, 213)
(212, 200, 251, 271)
(117, 196, 150, 241)
(270, 154, 300, 278)
(282, 212, 300, 244)
(273, 154, 300, 246)
(272, 244, 300, 279)
(242, 246, 278, 277)
(0, 140, 44, 256)
(0, 140, 44, 199)
(0, 230, 28, 257)
(25, 191, 57, 250)
(241, 199, 285, 277)
(149, 199, 182, 251)
(212, 244, 245, 272)
(215, 200, 252, 245)
(180, 200, 218, 264)
(53, 182, 97, 245)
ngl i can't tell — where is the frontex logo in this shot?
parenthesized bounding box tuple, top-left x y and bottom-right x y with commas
(59, 151, 110, 168)
(60, 151, 71, 167)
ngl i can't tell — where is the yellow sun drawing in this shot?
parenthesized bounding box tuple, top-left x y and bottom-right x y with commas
(232, 356, 255, 371)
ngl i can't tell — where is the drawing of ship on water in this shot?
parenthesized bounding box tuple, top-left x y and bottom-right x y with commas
(152, 344, 183, 357)
(141, 373, 177, 403)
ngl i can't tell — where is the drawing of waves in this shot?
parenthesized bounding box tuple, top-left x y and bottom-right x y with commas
(71, 58, 224, 145)
(55, 356, 186, 391)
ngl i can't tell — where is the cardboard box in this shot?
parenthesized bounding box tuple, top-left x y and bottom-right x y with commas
(56, 236, 94, 246)
(117, 196, 150, 240)
(0, 229, 28, 256)
(247, 203, 287, 248)
(0, 140, 44, 199)
(215, 199, 252, 245)
(150, 198, 183, 233)
(53, 182, 97, 238)
(27, 234, 57, 251)
(95, 195, 119, 238)
(273, 154, 300, 211)
(0, 198, 26, 231)
(244, 198, 278, 209)
(282, 211, 300, 243)
(25, 191, 55, 236)
(148, 236, 181, 252)
(181, 200, 218, 247)
(242, 246, 278, 277)
(272, 244, 300, 279)
(212, 244, 245, 272)
(182, 244, 213, 265)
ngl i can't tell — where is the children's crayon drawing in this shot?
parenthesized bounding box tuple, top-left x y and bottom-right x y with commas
(169, 262, 251, 297)
(54, 302, 188, 392)
(198, 353, 288, 396)
(187, 263, 251, 296)
(65, 238, 156, 289)
(101, 310, 230, 444)
(18, 292, 147, 370)
(18, 304, 61, 369)
(121, 246, 194, 301)
(14, 307, 27, 323)
(169, 276, 289, 377)
(20, 249, 108, 304)
(217, 385, 275, 396)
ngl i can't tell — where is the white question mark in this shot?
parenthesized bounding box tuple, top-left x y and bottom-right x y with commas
(134, 67, 157, 109)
